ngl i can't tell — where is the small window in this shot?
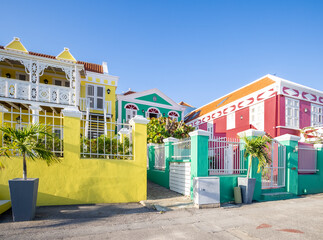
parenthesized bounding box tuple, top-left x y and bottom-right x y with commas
(86, 84, 105, 110)
(285, 97, 299, 128)
(227, 112, 235, 130)
(54, 129, 63, 139)
(250, 101, 264, 131)
(54, 80, 62, 86)
(168, 111, 179, 121)
(146, 108, 160, 119)
(16, 73, 28, 81)
(65, 81, 70, 87)
(311, 104, 323, 127)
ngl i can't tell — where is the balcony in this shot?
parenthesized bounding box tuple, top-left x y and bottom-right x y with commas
(0, 77, 74, 106)
(79, 97, 112, 116)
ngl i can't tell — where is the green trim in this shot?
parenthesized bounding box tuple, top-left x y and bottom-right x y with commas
(190, 134, 209, 199)
(136, 93, 172, 106)
(120, 101, 182, 123)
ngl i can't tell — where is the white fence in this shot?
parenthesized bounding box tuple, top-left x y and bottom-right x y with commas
(80, 116, 133, 159)
(261, 139, 286, 189)
(208, 138, 246, 175)
(172, 138, 191, 161)
(154, 144, 165, 170)
(0, 105, 64, 157)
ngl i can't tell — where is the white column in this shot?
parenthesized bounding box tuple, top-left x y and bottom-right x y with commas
(29, 105, 42, 124)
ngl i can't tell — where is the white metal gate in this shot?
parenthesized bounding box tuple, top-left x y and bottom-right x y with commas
(261, 139, 286, 189)
(169, 162, 191, 196)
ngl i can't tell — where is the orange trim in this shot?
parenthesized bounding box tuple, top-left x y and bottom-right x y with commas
(186, 77, 275, 122)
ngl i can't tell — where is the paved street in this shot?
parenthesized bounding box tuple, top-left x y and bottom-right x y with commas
(1, 193, 323, 239)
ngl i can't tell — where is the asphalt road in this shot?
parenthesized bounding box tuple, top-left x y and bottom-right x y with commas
(1, 194, 323, 239)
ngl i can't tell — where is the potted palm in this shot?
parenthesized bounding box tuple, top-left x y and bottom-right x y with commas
(238, 135, 272, 204)
(0, 124, 60, 221)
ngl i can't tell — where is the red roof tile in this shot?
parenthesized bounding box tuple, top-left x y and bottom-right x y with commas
(0, 45, 103, 74)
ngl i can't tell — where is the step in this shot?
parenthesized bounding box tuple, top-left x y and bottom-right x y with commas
(0, 200, 11, 214)
(261, 192, 297, 201)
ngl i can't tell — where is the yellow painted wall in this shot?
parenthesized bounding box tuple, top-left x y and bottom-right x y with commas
(0, 115, 147, 206)
(0, 64, 67, 84)
(80, 80, 116, 122)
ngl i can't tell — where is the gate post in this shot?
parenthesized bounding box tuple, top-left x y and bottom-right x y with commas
(275, 134, 301, 195)
(189, 130, 210, 199)
(238, 129, 266, 201)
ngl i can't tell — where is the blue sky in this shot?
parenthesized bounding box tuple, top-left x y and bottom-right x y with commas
(1, 0, 322, 108)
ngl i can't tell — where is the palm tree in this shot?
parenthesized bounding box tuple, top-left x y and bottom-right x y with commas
(240, 135, 272, 178)
(0, 124, 60, 180)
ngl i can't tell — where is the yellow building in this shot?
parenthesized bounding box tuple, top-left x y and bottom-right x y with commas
(0, 37, 118, 141)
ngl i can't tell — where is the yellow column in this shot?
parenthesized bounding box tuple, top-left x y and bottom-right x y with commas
(62, 106, 82, 160)
(130, 115, 149, 200)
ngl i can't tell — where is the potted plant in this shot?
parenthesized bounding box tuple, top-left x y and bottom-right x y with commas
(0, 124, 60, 221)
(238, 135, 272, 204)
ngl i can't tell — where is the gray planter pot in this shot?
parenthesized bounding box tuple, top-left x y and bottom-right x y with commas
(238, 177, 256, 204)
(8, 178, 39, 221)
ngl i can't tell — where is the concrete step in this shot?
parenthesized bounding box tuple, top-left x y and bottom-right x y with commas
(261, 192, 297, 201)
(0, 200, 11, 214)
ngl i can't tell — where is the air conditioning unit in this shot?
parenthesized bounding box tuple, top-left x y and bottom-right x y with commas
(193, 177, 220, 208)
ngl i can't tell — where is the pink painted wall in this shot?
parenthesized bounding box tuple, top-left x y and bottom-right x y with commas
(299, 100, 311, 129)
(214, 116, 227, 133)
(199, 122, 207, 131)
(264, 96, 277, 137)
(278, 95, 285, 127)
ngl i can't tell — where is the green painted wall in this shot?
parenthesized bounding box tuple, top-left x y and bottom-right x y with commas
(190, 133, 209, 199)
(147, 144, 169, 188)
(136, 93, 172, 106)
(280, 140, 299, 195)
(121, 101, 182, 122)
(216, 175, 247, 203)
(298, 147, 323, 195)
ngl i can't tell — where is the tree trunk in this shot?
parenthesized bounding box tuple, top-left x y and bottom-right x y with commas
(23, 152, 27, 180)
(246, 156, 252, 179)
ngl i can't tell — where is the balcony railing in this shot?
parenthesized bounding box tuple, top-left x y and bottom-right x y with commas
(0, 77, 73, 106)
(79, 97, 112, 115)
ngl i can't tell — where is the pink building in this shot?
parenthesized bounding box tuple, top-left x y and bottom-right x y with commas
(185, 74, 323, 138)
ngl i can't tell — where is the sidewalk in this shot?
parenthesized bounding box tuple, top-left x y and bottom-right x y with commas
(140, 181, 194, 211)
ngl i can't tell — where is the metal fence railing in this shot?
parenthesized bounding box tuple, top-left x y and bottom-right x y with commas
(261, 140, 286, 189)
(0, 105, 64, 157)
(154, 144, 165, 170)
(298, 143, 318, 174)
(172, 138, 191, 161)
(80, 115, 133, 159)
(208, 137, 246, 175)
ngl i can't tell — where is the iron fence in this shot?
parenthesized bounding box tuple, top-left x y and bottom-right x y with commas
(0, 105, 64, 157)
(154, 143, 165, 170)
(172, 138, 191, 161)
(208, 137, 246, 175)
(80, 116, 133, 159)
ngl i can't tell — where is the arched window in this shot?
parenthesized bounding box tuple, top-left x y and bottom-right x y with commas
(125, 104, 139, 122)
(168, 111, 179, 121)
(146, 107, 160, 119)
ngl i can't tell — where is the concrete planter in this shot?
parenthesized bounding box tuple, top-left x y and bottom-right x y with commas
(8, 178, 39, 221)
(238, 177, 256, 204)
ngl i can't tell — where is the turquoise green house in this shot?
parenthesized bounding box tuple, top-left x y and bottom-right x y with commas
(116, 88, 185, 125)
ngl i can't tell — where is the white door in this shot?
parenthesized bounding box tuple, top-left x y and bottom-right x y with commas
(169, 162, 191, 196)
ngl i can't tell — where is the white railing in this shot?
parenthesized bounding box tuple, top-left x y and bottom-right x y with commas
(79, 97, 112, 114)
(154, 144, 165, 170)
(0, 106, 64, 157)
(172, 138, 191, 161)
(0, 77, 73, 105)
(261, 140, 286, 189)
(208, 138, 247, 175)
(80, 116, 133, 159)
